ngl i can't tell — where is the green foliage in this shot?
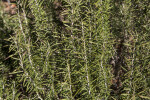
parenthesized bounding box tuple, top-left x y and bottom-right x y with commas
(0, 0, 149, 99)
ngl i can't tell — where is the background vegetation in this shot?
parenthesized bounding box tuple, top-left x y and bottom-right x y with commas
(0, 0, 149, 99)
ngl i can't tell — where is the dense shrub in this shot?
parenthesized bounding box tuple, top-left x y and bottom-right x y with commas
(0, 0, 149, 99)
